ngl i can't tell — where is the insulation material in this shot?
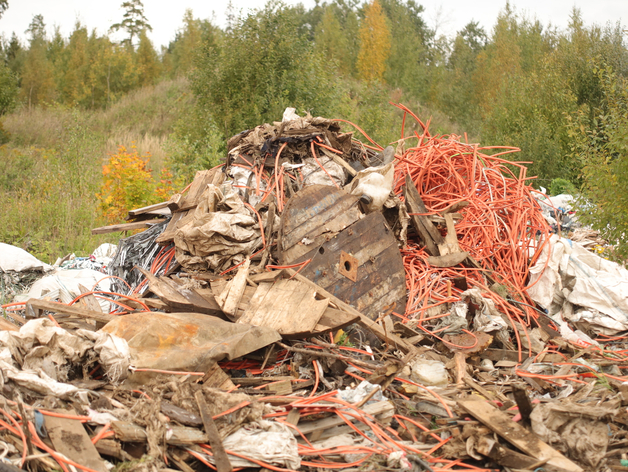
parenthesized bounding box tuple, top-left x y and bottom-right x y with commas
(101, 311, 280, 372)
(174, 183, 263, 272)
(527, 234, 628, 334)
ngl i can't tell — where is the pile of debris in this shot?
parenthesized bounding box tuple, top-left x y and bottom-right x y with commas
(2, 106, 628, 472)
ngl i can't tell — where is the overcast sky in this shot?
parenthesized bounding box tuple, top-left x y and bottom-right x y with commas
(1, 0, 626, 49)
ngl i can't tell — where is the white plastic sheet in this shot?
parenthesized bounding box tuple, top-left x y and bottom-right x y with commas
(527, 234, 628, 334)
(0, 243, 52, 273)
(14, 268, 111, 312)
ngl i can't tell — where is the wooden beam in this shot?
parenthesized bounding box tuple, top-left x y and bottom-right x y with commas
(195, 391, 232, 472)
(91, 219, 166, 235)
(458, 400, 583, 472)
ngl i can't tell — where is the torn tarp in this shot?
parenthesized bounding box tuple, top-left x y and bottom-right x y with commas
(527, 234, 628, 334)
(100, 311, 280, 373)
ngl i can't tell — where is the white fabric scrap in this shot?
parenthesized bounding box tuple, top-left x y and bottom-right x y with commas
(219, 420, 300, 469)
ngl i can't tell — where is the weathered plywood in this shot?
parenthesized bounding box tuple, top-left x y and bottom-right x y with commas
(280, 187, 406, 321)
(238, 278, 328, 336)
(45, 410, 107, 472)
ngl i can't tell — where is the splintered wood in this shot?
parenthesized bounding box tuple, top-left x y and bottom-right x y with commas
(239, 278, 329, 336)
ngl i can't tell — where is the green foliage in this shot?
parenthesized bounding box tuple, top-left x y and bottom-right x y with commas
(0, 62, 18, 115)
(357, 0, 391, 82)
(550, 178, 576, 196)
(568, 66, 628, 262)
(192, 1, 343, 138)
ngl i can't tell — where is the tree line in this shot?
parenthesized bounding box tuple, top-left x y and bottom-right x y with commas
(2, 0, 628, 258)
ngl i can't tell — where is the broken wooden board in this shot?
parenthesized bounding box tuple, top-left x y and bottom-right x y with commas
(127, 201, 170, 218)
(175, 168, 223, 213)
(138, 268, 223, 317)
(286, 270, 417, 354)
(458, 400, 583, 472)
(404, 173, 443, 256)
(26, 299, 114, 324)
(156, 210, 191, 245)
(91, 218, 167, 235)
(238, 278, 329, 337)
(280, 185, 406, 321)
(45, 410, 108, 472)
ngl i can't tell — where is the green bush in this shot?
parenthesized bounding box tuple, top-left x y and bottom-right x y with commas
(549, 178, 576, 196)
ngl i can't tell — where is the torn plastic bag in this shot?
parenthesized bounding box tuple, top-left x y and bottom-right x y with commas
(218, 420, 300, 469)
(460, 288, 508, 333)
(302, 156, 346, 188)
(174, 183, 263, 272)
(527, 234, 628, 334)
(14, 268, 112, 312)
(337, 380, 386, 404)
(530, 402, 616, 469)
(0, 318, 130, 397)
(100, 312, 280, 373)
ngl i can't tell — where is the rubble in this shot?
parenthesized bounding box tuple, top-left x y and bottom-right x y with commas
(1, 106, 628, 471)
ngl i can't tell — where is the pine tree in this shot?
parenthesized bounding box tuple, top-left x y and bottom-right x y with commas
(356, 0, 391, 82)
(110, 0, 152, 48)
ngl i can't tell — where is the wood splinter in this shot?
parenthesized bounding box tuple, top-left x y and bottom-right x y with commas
(195, 390, 232, 472)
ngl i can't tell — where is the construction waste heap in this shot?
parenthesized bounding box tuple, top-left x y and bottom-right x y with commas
(2, 104, 628, 472)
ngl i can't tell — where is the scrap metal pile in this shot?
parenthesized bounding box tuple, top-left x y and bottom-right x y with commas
(2, 105, 628, 472)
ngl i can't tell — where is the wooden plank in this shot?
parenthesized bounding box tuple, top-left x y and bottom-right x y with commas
(195, 391, 233, 472)
(219, 259, 250, 317)
(138, 269, 223, 317)
(201, 363, 236, 390)
(438, 213, 462, 256)
(404, 173, 443, 255)
(286, 270, 416, 354)
(458, 400, 583, 472)
(303, 306, 359, 339)
(156, 210, 191, 245)
(238, 278, 328, 336)
(475, 437, 564, 472)
(128, 201, 170, 217)
(91, 218, 166, 235)
(176, 169, 218, 212)
(78, 284, 104, 313)
(45, 410, 107, 472)
(26, 299, 114, 324)
(0, 317, 18, 332)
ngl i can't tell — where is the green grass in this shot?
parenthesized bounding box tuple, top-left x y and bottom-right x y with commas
(0, 77, 192, 263)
